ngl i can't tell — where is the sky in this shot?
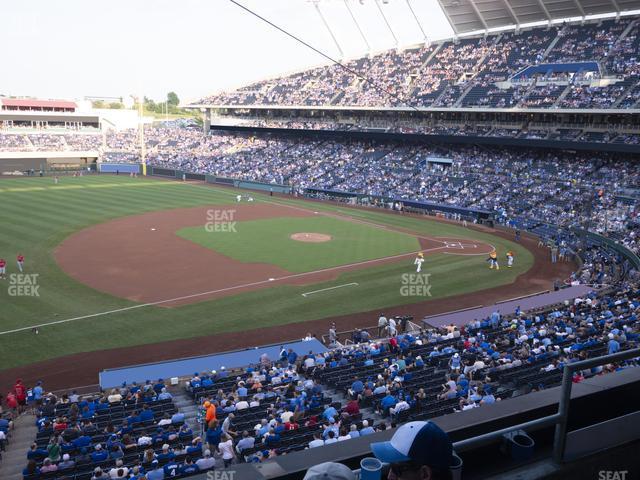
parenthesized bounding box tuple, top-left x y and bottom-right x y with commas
(0, 0, 454, 104)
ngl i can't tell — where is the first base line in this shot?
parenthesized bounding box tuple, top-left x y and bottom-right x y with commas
(301, 283, 359, 297)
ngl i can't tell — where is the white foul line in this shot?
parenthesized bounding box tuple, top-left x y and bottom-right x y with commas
(0, 246, 446, 336)
(0, 183, 489, 336)
(301, 282, 359, 297)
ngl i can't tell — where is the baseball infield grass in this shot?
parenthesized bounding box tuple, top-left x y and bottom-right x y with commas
(177, 216, 421, 273)
(0, 175, 533, 370)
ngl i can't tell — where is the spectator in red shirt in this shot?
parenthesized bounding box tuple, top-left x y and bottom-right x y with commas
(13, 379, 27, 411)
(6, 391, 18, 414)
(305, 415, 318, 427)
(343, 399, 360, 417)
(284, 420, 298, 431)
(54, 417, 68, 432)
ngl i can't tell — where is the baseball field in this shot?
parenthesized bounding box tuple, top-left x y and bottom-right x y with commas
(0, 174, 567, 387)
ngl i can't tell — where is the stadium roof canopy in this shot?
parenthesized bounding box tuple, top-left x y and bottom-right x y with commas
(0, 98, 77, 110)
(436, 0, 640, 34)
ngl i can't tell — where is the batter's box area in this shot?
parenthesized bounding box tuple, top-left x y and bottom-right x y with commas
(431, 237, 495, 256)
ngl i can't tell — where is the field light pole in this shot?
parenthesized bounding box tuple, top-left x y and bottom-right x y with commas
(344, 0, 371, 54)
(405, 0, 429, 44)
(312, 0, 345, 59)
(138, 98, 146, 174)
(374, 0, 399, 48)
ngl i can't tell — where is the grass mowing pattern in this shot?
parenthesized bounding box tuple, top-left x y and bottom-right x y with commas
(177, 216, 420, 273)
(0, 176, 532, 370)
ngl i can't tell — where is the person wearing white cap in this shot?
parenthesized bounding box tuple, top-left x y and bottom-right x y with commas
(371, 421, 453, 480)
(449, 353, 461, 373)
(92, 467, 106, 480)
(58, 453, 75, 470)
(196, 449, 216, 470)
(303, 462, 356, 480)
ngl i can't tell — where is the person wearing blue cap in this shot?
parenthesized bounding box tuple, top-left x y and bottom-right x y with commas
(371, 421, 453, 480)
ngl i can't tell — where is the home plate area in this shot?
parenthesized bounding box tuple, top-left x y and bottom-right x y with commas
(445, 241, 475, 249)
(435, 237, 494, 256)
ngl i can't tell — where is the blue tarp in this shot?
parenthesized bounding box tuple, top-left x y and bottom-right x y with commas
(99, 339, 328, 388)
(99, 163, 140, 173)
(512, 62, 599, 80)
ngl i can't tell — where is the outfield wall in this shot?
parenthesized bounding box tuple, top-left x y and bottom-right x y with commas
(146, 165, 292, 193)
(98, 163, 140, 174)
(99, 338, 327, 389)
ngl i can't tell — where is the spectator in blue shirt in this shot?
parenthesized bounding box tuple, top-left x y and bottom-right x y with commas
(157, 444, 175, 461)
(264, 428, 281, 446)
(33, 382, 44, 403)
(158, 388, 172, 401)
(380, 394, 396, 416)
(27, 443, 48, 460)
(350, 378, 364, 397)
(287, 349, 298, 365)
(73, 433, 91, 449)
(140, 405, 154, 422)
(91, 444, 108, 462)
(171, 411, 185, 424)
(322, 405, 338, 422)
(359, 420, 376, 435)
(153, 379, 166, 395)
(146, 461, 164, 480)
(180, 457, 200, 475)
(608, 335, 620, 355)
(205, 421, 223, 451)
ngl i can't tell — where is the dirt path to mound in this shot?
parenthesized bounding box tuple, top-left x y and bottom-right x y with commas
(54, 204, 311, 307)
(2, 222, 574, 392)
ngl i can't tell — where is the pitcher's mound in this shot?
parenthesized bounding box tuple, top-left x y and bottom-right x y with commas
(290, 232, 332, 243)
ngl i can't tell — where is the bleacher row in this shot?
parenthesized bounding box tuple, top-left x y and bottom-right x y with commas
(23, 396, 204, 480)
(22, 275, 639, 479)
(199, 16, 640, 110)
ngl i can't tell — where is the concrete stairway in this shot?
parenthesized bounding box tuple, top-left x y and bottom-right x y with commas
(0, 414, 37, 480)
(170, 386, 200, 433)
(322, 385, 385, 428)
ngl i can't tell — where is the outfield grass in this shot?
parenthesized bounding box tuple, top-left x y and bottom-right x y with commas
(177, 216, 421, 273)
(0, 175, 533, 370)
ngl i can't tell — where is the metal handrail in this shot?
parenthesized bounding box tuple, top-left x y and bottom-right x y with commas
(351, 347, 638, 478)
(451, 347, 640, 464)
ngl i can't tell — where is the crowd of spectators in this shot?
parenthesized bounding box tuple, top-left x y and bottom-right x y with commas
(16, 278, 636, 476)
(1, 126, 638, 244)
(18, 379, 208, 479)
(197, 16, 640, 110)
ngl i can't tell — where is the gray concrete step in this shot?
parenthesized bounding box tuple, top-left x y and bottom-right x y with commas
(0, 414, 37, 480)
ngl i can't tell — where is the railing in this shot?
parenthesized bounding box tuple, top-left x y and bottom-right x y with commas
(350, 348, 639, 478)
(453, 347, 640, 463)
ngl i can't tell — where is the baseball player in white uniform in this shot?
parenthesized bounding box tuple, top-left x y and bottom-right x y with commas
(414, 252, 425, 273)
(506, 251, 514, 268)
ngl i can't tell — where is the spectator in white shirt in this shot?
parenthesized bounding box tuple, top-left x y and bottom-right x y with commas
(308, 432, 325, 448)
